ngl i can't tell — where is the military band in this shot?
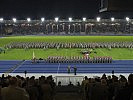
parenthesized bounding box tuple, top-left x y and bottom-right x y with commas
(5, 41, 133, 49)
(42, 56, 112, 63)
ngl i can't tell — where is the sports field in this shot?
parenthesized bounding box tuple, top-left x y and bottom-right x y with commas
(0, 36, 133, 60)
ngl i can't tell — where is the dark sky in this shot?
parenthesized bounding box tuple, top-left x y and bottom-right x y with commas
(0, 0, 133, 19)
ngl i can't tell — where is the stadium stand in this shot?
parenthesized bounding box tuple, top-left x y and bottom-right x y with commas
(0, 19, 133, 100)
(0, 19, 133, 36)
(0, 74, 133, 100)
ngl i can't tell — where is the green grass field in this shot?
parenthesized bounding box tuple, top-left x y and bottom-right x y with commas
(0, 36, 133, 60)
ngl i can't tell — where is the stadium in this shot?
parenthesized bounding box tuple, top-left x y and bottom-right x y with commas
(1, 0, 133, 100)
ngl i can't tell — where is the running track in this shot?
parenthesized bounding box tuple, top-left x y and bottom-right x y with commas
(0, 60, 133, 74)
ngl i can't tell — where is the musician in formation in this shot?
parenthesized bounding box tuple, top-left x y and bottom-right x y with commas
(43, 56, 112, 63)
(5, 41, 133, 49)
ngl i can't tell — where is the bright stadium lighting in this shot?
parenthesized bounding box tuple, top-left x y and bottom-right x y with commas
(69, 17, 72, 22)
(12, 18, 17, 22)
(96, 17, 101, 22)
(83, 17, 86, 21)
(126, 17, 130, 22)
(0, 18, 3, 22)
(111, 17, 115, 22)
(55, 17, 59, 22)
(41, 18, 45, 22)
(27, 18, 31, 22)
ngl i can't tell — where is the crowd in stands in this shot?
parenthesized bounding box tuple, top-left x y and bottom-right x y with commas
(81, 74, 133, 100)
(0, 74, 133, 100)
(0, 21, 133, 35)
(0, 75, 56, 100)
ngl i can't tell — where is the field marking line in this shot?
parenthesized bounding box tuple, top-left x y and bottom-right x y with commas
(118, 51, 123, 57)
(57, 63, 61, 74)
(11, 60, 26, 73)
(99, 49, 106, 56)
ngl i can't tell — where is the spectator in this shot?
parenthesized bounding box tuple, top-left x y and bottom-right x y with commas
(58, 81, 62, 86)
(114, 74, 133, 100)
(40, 80, 52, 100)
(68, 82, 74, 86)
(89, 79, 109, 100)
(26, 78, 39, 100)
(1, 77, 29, 100)
(81, 76, 89, 100)
(0, 84, 1, 100)
(1, 73, 133, 100)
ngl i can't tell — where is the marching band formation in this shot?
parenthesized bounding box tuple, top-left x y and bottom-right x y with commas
(5, 41, 132, 64)
(32, 56, 112, 64)
(5, 41, 133, 49)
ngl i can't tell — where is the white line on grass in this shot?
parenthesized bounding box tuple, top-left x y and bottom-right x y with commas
(99, 49, 106, 56)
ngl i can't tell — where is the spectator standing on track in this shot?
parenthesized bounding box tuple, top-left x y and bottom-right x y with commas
(67, 66, 71, 74)
(73, 66, 77, 75)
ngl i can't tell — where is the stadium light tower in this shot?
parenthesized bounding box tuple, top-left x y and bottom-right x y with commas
(69, 17, 72, 22)
(41, 18, 45, 22)
(12, 18, 17, 22)
(96, 17, 101, 22)
(27, 18, 31, 22)
(126, 17, 130, 22)
(0, 18, 4, 22)
(111, 17, 115, 22)
(83, 17, 86, 21)
(55, 17, 59, 22)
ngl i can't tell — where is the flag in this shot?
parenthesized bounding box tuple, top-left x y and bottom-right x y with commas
(32, 51, 35, 59)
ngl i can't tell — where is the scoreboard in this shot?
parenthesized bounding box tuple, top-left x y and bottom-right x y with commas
(100, 0, 133, 12)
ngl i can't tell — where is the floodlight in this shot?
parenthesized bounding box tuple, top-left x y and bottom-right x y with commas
(41, 18, 45, 22)
(111, 17, 115, 21)
(55, 17, 59, 22)
(96, 17, 101, 22)
(83, 17, 86, 21)
(0, 18, 3, 22)
(69, 17, 72, 22)
(126, 17, 130, 22)
(12, 18, 17, 22)
(27, 18, 31, 22)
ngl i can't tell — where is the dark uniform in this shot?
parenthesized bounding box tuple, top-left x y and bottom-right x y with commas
(73, 66, 77, 75)
(67, 66, 71, 74)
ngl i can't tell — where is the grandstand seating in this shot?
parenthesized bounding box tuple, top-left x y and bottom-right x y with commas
(0, 19, 133, 36)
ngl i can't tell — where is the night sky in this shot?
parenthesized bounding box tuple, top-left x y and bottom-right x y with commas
(0, 0, 133, 19)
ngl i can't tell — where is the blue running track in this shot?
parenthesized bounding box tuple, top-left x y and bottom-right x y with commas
(0, 60, 133, 74)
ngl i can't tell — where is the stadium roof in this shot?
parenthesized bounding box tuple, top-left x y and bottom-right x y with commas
(0, 19, 132, 24)
(0, 17, 132, 21)
(0, 0, 133, 19)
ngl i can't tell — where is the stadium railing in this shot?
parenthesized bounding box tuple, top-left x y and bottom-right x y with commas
(55, 75, 84, 85)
